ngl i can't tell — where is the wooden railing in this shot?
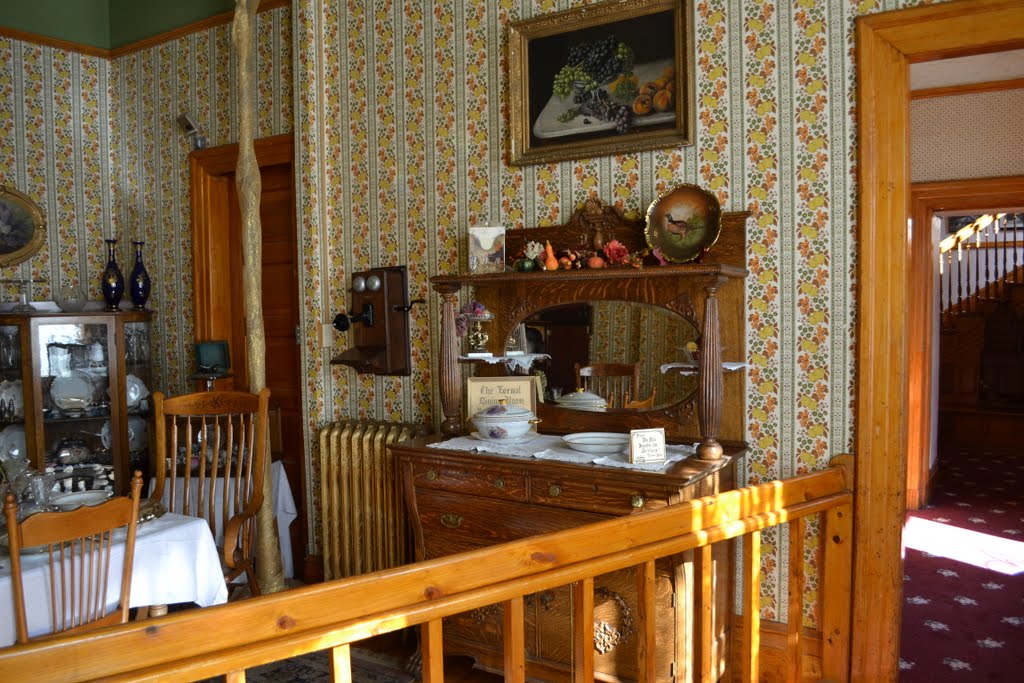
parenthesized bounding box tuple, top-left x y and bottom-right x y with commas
(940, 213, 1023, 326)
(0, 455, 854, 683)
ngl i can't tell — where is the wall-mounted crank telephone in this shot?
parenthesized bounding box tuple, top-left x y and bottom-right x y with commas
(330, 265, 424, 375)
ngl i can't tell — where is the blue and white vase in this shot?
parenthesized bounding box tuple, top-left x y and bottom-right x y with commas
(129, 240, 151, 310)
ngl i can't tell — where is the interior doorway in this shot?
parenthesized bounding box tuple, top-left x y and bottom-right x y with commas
(855, 1, 1024, 678)
(188, 133, 308, 580)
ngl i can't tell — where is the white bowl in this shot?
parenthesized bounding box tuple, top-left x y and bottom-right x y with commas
(52, 490, 112, 511)
(562, 432, 629, 454)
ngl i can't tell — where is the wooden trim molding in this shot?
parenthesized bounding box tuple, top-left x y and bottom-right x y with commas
(0, 25, 110, 58)
(855, 2, 1024, 680)
(0, 0, 289, 60)
(911, 77, 1024, 100)
(189, 133, 294, 389)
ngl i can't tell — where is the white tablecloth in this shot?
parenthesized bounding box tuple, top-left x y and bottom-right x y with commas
(153, 461, 297, 578)
(0, 513, 227, 646)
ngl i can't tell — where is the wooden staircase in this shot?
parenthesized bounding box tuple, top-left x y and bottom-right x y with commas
(939, 261, 1024, 449)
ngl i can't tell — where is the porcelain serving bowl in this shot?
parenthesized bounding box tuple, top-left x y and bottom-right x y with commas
(470, 400, 540, 440)
(555, 388, 608, 412)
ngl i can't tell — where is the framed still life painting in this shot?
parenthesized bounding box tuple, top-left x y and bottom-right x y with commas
(507, 0, 693, 166)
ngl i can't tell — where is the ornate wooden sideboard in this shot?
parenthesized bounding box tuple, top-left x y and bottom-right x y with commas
(395, 437, 739, 682)
(401, 199, 750, 680)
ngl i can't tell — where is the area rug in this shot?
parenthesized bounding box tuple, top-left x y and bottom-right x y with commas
(899, 447, 1024, 681)
(206, 648, 415, 683)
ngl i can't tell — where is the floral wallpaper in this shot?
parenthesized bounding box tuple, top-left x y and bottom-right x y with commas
(0, 6, 292, 395)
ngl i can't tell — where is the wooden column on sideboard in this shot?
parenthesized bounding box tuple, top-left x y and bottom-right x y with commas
(434, 284, 463, 434)
(697, 275, 726, 459)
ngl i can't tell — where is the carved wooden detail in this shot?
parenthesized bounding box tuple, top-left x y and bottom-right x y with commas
(430, 199, 749, 444)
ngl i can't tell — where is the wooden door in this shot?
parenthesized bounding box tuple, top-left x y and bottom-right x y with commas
(190, 134, 308, 580)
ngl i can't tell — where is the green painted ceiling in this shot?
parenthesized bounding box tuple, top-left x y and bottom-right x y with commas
(0, 0, 235, 50)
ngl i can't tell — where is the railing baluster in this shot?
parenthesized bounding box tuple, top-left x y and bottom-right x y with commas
(695, 544, 715, 681)
(635, 560, 658, 683)
(740, 531, 761, 683)
(957, 242, 964, 315)
(965, 240, 973, 312)
(572, 578, 595, 683)
(503, 596, 526, 683)
(1001, 214, 1008, 294)
(331, 643, 352, 683)
(984, 223, 992, 298)
(421, 619, 444, 683)
(787, 516, 807, 683)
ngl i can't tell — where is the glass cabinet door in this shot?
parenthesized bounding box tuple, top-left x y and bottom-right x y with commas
(35, 317, 119, 492)
(0, 324, 26, 462)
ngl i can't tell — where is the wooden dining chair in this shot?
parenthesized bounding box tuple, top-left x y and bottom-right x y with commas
(3, 471, 144, 644)
(574, 362, 641, 409)
(151, 388, 270, 599)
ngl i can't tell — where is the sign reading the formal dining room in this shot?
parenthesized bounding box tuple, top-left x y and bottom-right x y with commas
(629, 427, 666, 464)
(466, 376, 539, 421)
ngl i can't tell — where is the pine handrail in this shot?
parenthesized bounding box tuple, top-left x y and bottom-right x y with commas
(0, 455, 854, 683)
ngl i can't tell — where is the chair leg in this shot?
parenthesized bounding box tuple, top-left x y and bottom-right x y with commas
(247, 565, 261, 597)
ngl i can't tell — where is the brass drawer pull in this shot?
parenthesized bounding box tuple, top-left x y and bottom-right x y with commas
(548, 484, 562, 497)
(425, 469, 438, 481)
(493, 477, 505, 490)
(440, 513, 463, 529)
(630, 495, 645, 509)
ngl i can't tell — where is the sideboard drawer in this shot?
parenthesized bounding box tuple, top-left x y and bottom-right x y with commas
(408, 458, 528, 502)
(415, 489, 604, 545)
(529, 475, 668, 515)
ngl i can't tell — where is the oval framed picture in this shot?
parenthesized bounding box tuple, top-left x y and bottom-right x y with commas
(0, 186, 46, 267)
(644, 183, 721, 263)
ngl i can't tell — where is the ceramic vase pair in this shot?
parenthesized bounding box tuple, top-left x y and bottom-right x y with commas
(101, 239, 150, 311)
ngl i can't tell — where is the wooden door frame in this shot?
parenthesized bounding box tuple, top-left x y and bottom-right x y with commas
(189, 132, 294, 388)
(855, 1, 1024, 679)
(907, 176, 1024, 511)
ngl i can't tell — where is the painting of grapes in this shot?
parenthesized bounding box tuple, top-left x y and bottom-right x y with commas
(508, 0, 691, 166)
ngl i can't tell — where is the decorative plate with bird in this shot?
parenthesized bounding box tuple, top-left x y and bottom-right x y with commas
(644, 184, 721, 263)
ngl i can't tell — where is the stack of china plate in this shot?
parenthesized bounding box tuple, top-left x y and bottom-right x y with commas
(50, 371, 94, 412)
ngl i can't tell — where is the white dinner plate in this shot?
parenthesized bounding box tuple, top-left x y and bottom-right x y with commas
(50, 372, 94, 411)
(125, 374, 149, 409)
(0, 424, 26, 459)
(51, 490, 112, 511)
(562, 432, 629, 454)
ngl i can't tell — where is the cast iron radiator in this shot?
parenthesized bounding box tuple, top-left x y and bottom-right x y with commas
(317, 420, 425, 579)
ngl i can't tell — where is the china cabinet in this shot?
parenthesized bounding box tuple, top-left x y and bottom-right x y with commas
(0, 308, 154, 495)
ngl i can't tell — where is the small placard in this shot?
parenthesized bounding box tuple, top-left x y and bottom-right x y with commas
(629, 428, 667, 464)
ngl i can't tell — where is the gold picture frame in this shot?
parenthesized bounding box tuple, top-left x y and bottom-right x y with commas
(466, 376, 540, 424)
(0, 186, 46, 267)
(508, 0, 693, 166)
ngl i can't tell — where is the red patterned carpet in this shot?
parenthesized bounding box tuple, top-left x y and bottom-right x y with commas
(900, 448, 1024, 680)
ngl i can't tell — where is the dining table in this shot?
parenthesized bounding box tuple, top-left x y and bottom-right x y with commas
(0, 512, 228, 647)
(152, 460, 298, 578)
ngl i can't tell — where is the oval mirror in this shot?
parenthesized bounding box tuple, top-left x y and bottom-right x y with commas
(506, 301, 699, 412)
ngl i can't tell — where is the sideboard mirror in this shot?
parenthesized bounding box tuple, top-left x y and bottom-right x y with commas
(507, 301, 699, 412)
